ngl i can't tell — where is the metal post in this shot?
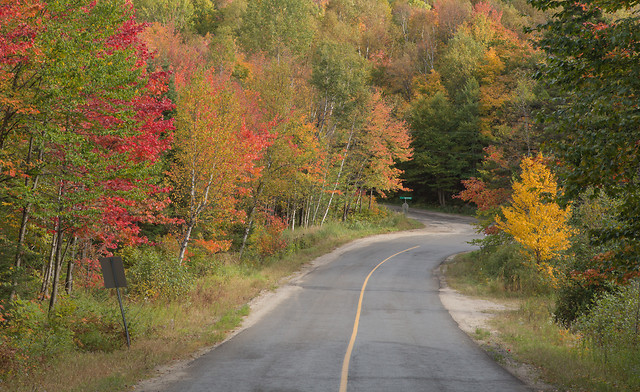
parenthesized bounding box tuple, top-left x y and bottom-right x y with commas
(110, 260, 131, 348)
(115, 286, 131, 348)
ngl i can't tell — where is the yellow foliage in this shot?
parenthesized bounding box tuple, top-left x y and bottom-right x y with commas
(495, 155, 572, 264)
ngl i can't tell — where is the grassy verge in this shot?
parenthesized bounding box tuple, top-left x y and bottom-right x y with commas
(3, 213, 421, 392)
(446, 251, 640, 392)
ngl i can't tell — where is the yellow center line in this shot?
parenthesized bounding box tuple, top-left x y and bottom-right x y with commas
(339, 246, 420, 392)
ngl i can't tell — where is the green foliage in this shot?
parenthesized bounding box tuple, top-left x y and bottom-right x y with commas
(530, 0, 640, 278)
(311, 39, 370, 127)
(239, 0, 318, 57)
(125, 246, 194, 300)
(0, 293, 132, 380)
(554, 275, 616, 328)
(553, 190, 622, 326)
(450, 245, 552, 296)
(346, 205, 391, 225)
(440, 30, 485, 94)
(133, 0, 196, 31)
(0, 299, 71, 379)
(574, 281, 640, 381)
(481, 244, 551, 294)
(403, 82, 485, 204)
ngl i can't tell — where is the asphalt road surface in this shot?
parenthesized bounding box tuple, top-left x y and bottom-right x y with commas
(142, 209, 529, 392)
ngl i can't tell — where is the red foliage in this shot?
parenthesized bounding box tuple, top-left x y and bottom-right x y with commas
(254, 213, 288, 258)
(473, 1, 503, 23)
(0, 0, 43, 66)
(456, 177, 511, 211)
(455, 146, 512, 210)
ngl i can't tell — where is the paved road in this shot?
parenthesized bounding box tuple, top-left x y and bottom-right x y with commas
(143, 210, 529, 392)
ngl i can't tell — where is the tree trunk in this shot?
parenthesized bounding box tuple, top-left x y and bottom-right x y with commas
(64, 236, 78, 295)
(304, 195, 312, 227)
(48, 220, 65, 312)
(321, 125, 355, 226)
(438, 189, 446, 207)
(178, 221, 195, 264)
(179, 168, 217, 263)
(291, 205, 296, 231)
(40, 231, 58, 300)
(239, 182, 264, 257)
(11, 137, 42, 300)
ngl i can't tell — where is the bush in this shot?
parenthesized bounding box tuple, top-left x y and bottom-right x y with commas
(554, 273, 616, 327)
(65, 293, 130, 352)
(250, 215, 288, 260)
(124, 246, 194, 300)
(346, 205, 390, 224)
(574, 282, 640, 357)
(479, 244, 550, 294)
(0, 299, 75, 379)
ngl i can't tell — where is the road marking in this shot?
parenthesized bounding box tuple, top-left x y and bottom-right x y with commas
(339, 246, 420, 392)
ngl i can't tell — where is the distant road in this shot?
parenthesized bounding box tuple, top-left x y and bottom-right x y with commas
(140, 209, 529, 392)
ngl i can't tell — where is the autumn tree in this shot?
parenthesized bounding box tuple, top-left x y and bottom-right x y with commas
(349, 90, 412, 214)
(170, 69, 272, 263)
(455, 145, 514, 235)
(238, 58, 324, 253)
(0, 0, 174, 305)
(495, 155, 572, 265)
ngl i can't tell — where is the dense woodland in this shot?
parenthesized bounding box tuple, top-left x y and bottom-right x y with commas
(0, 0, 545, 307)
(1, 0, 639, 388)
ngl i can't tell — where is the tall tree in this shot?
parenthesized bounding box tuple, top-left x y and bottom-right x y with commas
(530, 0, 640, 279)
(170, 69, 272, 263)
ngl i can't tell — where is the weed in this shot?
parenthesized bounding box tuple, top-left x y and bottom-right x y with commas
(474, 327, 491, 340)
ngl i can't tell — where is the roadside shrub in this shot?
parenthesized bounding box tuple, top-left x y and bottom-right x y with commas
(479, 243, 550, 294)
(554, 270, 616, 327)
(124, 246, 194, 300)
(574, 282, 640, 358)
(0, 299, 74, 379)
(65, 293, 130, 352)
(248, 214, 288, 260)
(347, 205, 390, 224)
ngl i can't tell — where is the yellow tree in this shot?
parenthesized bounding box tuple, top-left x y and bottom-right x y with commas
(496, 155, 572, 266)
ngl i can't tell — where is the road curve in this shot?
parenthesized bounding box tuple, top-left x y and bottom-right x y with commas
(139, 209, 529, 392)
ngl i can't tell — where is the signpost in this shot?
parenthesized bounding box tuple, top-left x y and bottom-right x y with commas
(99, 256, 131, 348)
(400, 196, 411, 215)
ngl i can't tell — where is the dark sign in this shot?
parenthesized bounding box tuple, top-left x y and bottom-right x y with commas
(99, 256, 131, 347)
(99, 256, 127, 289)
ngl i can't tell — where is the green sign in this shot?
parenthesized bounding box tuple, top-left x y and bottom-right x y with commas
(400, 196, 412, 200)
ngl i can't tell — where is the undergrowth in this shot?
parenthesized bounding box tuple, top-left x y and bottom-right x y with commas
(447, 251, 640, 391)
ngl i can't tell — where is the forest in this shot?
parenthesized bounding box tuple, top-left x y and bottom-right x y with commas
(1, 0, 639, 389)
